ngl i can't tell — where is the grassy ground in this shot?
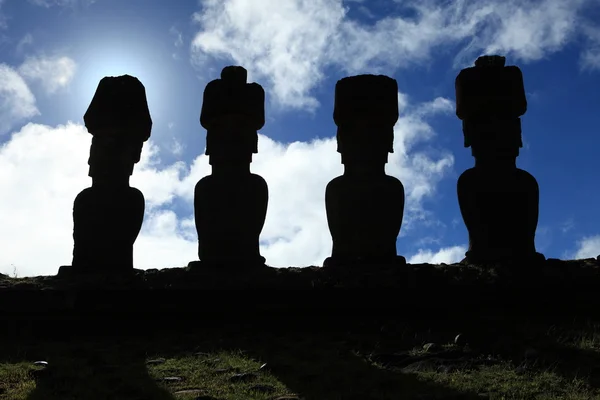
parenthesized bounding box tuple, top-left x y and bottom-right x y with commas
(1, 314, 600, 400)
(2, 260, 600, 399)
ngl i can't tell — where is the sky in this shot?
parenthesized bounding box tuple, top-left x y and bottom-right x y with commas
(0, 0, 599, 277)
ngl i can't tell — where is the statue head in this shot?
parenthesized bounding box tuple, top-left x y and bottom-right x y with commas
(333, 74, 399, 164)
(200, 66, 265, 164)
(84, 75, 152, 179)
(455, 55, 526, 157)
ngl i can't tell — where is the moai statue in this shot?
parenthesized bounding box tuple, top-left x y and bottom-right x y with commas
(58, 75, 151, 276)
(190, 66, 268, 269)
(323, 75, 406, 268)
(455, 55, 545, 265)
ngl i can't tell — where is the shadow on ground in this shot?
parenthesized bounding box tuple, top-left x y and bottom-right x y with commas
(4, 339, 175, 400)
(0, 317, 487, 400)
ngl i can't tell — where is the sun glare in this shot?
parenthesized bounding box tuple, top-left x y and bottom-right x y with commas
(73, 39, 171, 124)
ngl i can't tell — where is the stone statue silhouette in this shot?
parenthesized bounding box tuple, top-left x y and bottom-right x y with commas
(59, 75, 151, 276)
(190, 66, 268, 269)
(455, 55, 545, 265)
(323, 74, 406, 268)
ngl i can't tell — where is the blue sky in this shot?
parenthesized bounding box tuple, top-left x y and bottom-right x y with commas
(1, 0, 600, 277)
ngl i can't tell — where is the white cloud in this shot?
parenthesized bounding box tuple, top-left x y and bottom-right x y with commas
(571, 235, 600, 259)
(18, 55, 77, 94)
(132, 143, 188, 210)
(254, 136, 340, 266)
(170, 27, 184, 48)
(454, 0, 586, 64)
(0, 90, 454, 276)
(0, 122, 198, 276)
(0, 64, 39, 135)
(561, 218, 575, 233)
(581, 48, 600, 70)
(16, 33, 34, 54)
(580, 24, 600, 70)
(191, 0, 590, 111)
(191, 0, 346, 111)
(408, 245, 467, 264)
(134, 211, 198, 270)
(165, 123, 184, 156)
(387, 95, 455, 230)
(170, 27, 185, 60)
(170, 138, 184, 156)
(0, 122, 91, 277)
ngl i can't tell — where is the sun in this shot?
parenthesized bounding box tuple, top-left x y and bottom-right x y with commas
(71, 37, 173, 125)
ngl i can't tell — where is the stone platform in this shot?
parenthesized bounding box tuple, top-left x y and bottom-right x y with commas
(1, 259, 598, 320)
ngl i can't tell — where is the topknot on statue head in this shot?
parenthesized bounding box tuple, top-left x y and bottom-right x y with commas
(455, 55, 527, 121)
(83, 75, 152, 143)
(200, 66, 265, 134)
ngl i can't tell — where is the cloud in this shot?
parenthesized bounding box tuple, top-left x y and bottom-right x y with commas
(18, 55, 77, 94)
(580, 24, 600, 70)
(581, 48, 600, 70)
(0, 122, 197, 277)
(407, 245, 467, 264)
(0, 64, 39, 135)
(387, 95, 455, 230)
(0, 90, 454, 276)
(571, 235, 600, 259)
(253, 136, 341, 266)
(450, 0, 583, 67)
(561, 218, 575, 234)
(170, 27, 184, 48)
(170, 138, 184, 156)
(165, 123, 184, 156)
(16, 33, 34, 54)
(191, 0, 346, 111)
(0, 122, 91, 277)
(191, 0, 590, 112)
(170, 27, 184, 60)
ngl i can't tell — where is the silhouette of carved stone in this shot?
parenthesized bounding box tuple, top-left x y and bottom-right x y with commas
(455, 55, 544, 265)
(323, 75, 406, 268)
(59, 75, 151, 276)
(190, 66, 268, 268)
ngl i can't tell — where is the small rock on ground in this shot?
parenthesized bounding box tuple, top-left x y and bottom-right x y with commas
(33, 361, 48, 366)
(161, 376, 183, 382)
(423, 343, 439, 352)
(173, 389, 206, 395)
(454, 334, 467, 346)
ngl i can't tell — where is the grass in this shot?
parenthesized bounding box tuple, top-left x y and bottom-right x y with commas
(1, 315, 600, 399)
(2, 261, 600, 399)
